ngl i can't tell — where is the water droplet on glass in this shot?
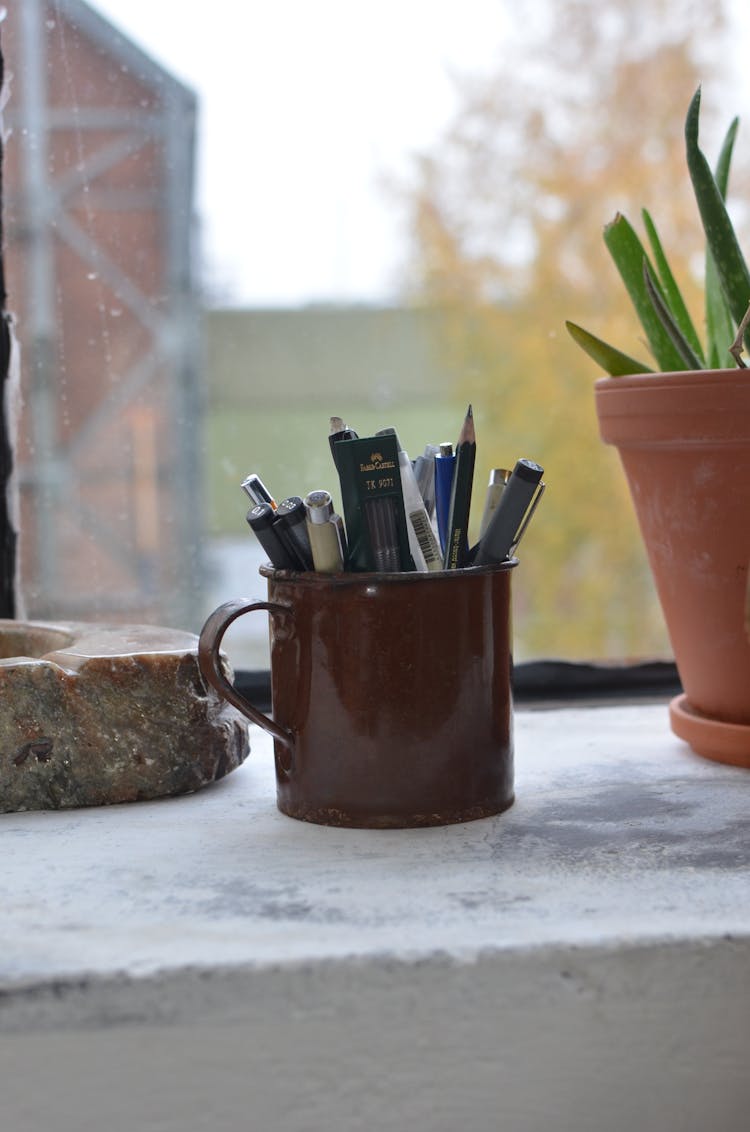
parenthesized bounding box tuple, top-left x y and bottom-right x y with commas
(110, 308, 123, 318)
(45, 18, 56, 29)
(86, 272, 98, 281)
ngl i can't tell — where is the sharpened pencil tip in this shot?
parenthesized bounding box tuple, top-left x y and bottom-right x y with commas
(457, 403, 476, 447)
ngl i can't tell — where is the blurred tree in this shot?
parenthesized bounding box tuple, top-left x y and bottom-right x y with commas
(403, 0, 743, 659)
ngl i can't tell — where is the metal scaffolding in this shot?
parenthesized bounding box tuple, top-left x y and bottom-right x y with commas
(5, 0, 205, 628)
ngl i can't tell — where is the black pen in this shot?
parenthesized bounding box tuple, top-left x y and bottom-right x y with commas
(274, 496, 315, 570)
(246, 503, 299, 570)
(474, 459, 545, 565)
(443, 404, 476, 569)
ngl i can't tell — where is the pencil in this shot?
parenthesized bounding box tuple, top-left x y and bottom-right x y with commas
(443, 404, 476, 569)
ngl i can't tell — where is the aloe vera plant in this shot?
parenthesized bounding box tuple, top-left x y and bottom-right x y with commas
(567, 87, 750, 374)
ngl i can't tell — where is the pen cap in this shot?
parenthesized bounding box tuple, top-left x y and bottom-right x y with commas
(513, 458, 544, 484)
(474, 458, 545, 566)
(246, 501, 274, 531)
(304, 490, 335, 524)
(241, 473, 277, 509)
(276, 495, 306, 519)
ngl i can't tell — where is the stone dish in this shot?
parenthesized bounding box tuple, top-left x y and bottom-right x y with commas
(0, 619, 249, 813)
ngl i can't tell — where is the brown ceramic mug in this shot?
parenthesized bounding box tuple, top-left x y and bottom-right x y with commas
(198, 561, 516, 828)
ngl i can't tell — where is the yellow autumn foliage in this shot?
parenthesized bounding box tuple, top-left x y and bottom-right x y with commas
(402, 0, 746, 659)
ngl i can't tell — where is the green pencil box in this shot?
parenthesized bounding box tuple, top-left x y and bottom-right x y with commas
(333, 434, 416, 573)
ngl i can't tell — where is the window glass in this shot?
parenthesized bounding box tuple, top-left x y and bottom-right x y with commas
(3, 0, 749, 669)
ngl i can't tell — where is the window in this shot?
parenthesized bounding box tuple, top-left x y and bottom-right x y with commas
(3, 0, 746, 677)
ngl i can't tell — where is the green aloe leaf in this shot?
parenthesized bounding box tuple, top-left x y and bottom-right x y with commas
(706, 115, 739, 367)
(603, 213, 687, 371)
(706, 254, 737, 367)
(641, 208, 704, 363)
(643, 263, 704, 369)
(686, 87, 750, 335)
(565, 320, 653, 376)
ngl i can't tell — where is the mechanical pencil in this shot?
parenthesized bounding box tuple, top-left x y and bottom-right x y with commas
(304, 490, 346, 573)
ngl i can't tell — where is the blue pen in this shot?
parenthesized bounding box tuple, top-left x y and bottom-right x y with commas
(434, 442, 456, 555)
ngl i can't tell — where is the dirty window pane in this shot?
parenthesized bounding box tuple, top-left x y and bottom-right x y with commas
(4, 1, 747, 669)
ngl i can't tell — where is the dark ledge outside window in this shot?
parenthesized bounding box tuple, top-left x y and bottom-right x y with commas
(235, 659, 683, 716)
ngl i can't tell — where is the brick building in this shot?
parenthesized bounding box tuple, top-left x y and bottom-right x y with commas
(3, 0, 204, 628)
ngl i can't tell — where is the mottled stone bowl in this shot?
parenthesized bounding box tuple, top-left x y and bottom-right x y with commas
(0, 619, 249, 813)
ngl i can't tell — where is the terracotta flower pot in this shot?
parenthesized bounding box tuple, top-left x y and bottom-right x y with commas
(595, 368, 750, 768)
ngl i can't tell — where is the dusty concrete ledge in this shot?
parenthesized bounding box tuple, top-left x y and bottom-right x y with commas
(1, 704, 748, 1131)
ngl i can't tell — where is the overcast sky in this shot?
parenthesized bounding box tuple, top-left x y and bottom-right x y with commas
(74, 1, 750, 308)
(89, 0, 505, 307)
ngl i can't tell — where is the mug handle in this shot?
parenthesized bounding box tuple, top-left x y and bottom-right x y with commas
(198, 598, 295, 751)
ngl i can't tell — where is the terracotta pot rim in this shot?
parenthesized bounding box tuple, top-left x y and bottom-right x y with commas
(594, 367, 748, 392)
(595, 366, 750, 445)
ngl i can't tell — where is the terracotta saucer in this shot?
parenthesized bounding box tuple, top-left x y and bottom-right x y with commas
(669, 694, 750, 769)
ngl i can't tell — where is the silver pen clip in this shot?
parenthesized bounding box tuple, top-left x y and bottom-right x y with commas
(509, 481, 546, 555)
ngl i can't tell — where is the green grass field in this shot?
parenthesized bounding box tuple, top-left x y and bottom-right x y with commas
(205, 401, 469, 536)
(203, 399, 671, 663)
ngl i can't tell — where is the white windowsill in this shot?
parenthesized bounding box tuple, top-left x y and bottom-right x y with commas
(2, 702, 749, 1131)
